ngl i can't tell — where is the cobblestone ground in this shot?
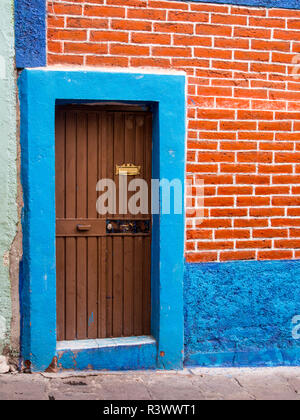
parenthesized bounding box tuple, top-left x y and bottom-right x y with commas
(1, 367, 300, 400)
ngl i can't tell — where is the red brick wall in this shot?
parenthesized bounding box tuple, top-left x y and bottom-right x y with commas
(47, 0, 300, 263)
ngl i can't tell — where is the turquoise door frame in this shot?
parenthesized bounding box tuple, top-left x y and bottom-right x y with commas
(18, 69, 186, 372)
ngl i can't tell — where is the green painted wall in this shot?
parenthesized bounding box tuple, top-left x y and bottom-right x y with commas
(0, 0, 17, 355)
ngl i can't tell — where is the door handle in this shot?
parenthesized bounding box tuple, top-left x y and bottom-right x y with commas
(77, 224, 91, 231)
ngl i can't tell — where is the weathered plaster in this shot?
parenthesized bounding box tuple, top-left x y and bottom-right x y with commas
(184, 261, 300, 367)
(15, 0, 46, 68)
(0, 0, 18, 356)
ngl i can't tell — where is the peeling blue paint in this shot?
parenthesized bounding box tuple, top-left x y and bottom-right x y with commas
(18, 69, 186, 372)
(57, 337, 157, 371)
(15, 0, 46, 68)
(184, 260, 300, 367)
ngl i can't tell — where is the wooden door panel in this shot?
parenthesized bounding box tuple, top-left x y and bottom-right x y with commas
(56, 108, 152, 341)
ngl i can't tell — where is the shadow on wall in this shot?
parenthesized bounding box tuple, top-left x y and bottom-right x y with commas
(184, 260, 300, 367)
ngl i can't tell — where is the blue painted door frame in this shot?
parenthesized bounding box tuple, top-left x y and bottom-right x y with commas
(18, 69, 186, 372)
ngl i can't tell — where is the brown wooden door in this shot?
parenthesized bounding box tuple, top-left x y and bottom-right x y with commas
(55, 107, 152, 341)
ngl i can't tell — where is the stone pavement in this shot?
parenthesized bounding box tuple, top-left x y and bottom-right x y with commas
(1, 367, 300, 400)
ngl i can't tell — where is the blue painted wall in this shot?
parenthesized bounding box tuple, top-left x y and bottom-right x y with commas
(15, 0, 46, 68)
(184, 260, 300, 367)
(180, 0, 300, 9)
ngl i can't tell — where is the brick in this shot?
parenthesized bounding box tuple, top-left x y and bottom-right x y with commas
(234, 27, 271, 39)
(64, 42, 107, 54)
(275, 153, 300, 163)
(48, 29, 87, 41)
(174, 35, 212, 46)
(52, 4, 82, 15)
(221, 121, 257, 131)
(274, 30, 300, 41)
(237, 152, 272, 163)
(48, 15, 65, 28)
(152, 46, 191, 57)
(48, 54, 84, 65)
(273, 175, 300, 184)
(273, 196, 300, 206)
(250, 208, 285, 217)
(131, 57, 171, 68)
(220, 251, 256, 261)
(256, 186, 290, 195)
(218, 186, 252, 195)
(168, 11, 209, 22)
(90, 31, 128, 42)
(253, 229, 288, 238)
(210, 208, 248, 217)
(186, 230, 212, 240)
(249, 17, 286, 28)
(131, 33, 171, 45)
(258, 250, 293, 260)
(237, 196, 270, 207)
(211, 13, 247, 25)
(107, 0, 147, 6)
(110, 44, 150, 56)
(149, 1, 189, 10)
(236, 240, 272, 249)
(196, 24, 232, 37)
(236, 175, 270, 185)
(232, 7, 266, 16)
(221, 142, 257, 151)
(275, 240, 300, 248)
(111, 19, 152, 31)
(84, 5, 125, 18)
(214, 38, 249, 49)
(215, 229, 250, 239)
(154, 22, 194, 34)
(186, 252, 218, 263)
(200, 175, 233, 185)
(67, 17, 108, 29)
(197, 219, 232, 229)
(86, 56, 129, 67)
(48, 41, 63, 54)
(238, 110, 273, 120)
(194, 48, 232, 60)
(197, 152, 235, 163)
(235, 219, 268, 228)
(259, 165, 293, 174)
(252, 39, 291, 52)
(234, 50, 270, 62)
(128, 8, 166, 20)
(272, 219, 300, 227)
(204, 197, 234, 207)
(197, 241, 234, 250)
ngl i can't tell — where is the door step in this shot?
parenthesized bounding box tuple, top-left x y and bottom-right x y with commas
(56, 336, 157, 371)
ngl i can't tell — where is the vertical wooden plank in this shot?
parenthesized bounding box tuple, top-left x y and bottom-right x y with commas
(55, 111, 66, 341)
(106, 114, 114, 336)
(123, 237, 134, 336)
(112, 113, 125, 336)
(106, 237, 113, 337)
(56, 238, 65, 341)
(87, 113, 98, 339)
(113, 237, 124, 337)
(143, 237, 152, 335)
(144, 113, 153, 335)
(98, 112, 107, 338)
(65, 111, 77, 340)
(133, 237, 143, 336)
(133, 114, 145, 336)
(123, 114, 135, 336)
